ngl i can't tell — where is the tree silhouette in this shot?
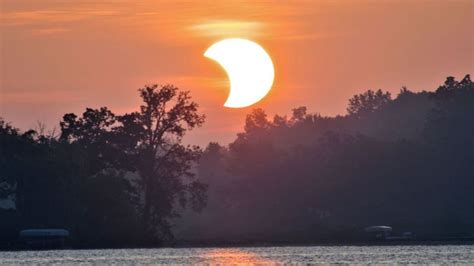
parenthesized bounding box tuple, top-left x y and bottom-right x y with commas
(57, 84, 207, 243)
(1, 75, 473, 247)
(347, 89, 392, 118)
(116, 85, 207, 241)
(60, 107, 119, 174)
(188, 75, 474, 243)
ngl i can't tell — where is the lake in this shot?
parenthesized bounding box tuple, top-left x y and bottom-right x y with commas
(1, 245, 473, 264)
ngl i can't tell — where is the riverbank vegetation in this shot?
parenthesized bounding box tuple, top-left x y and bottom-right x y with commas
(1, 75, 473, 247)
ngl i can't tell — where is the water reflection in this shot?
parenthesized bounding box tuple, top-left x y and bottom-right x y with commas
(199, 248, 276, 264)
(0, 246, 472, 264)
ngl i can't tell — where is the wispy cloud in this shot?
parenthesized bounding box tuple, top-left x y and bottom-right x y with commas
(1, 8, 122, 37)
(31, 28, 71, 35)
(1, 1, 329, 40)
(2, 9, 121, 26)
(189, 20, 265, 38)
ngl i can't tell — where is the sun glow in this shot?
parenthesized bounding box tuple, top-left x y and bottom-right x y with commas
(204, 38, 275, 108)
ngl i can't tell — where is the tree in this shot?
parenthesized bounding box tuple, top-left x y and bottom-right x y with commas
(188, 75, 474, 242)
(0, 119, 23, 199)
(290, 106, 307, 123)
(0, 119, 39, 217)
(116, 84, 207, 241)
(243, 108, 270, 134)
(347, 89, 392, 118)
(425, 75, 474, 151)
(58, 84, 207, 243)
(60, 107, 119, 174)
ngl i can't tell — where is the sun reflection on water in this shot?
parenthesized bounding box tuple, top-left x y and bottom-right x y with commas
(200, 248, 277, 265)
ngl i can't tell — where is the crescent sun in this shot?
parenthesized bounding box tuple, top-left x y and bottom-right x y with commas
(204, 38, 275, 108)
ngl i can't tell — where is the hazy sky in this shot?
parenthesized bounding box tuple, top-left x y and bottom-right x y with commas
(1, 0, 473, 145)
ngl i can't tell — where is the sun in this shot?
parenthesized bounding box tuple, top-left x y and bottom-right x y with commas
(204, 38, 275, 108)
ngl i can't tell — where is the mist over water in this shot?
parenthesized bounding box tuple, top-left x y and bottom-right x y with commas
(1, 245, 473, 264)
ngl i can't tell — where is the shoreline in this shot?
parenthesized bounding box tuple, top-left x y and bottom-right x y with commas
(1, 239, 473, 252)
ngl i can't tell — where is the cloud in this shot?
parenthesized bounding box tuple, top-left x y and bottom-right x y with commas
(1, 9, 121, 26)
(31, 28, 71, 35)
(1, 7, 123, 36)
(189, 20, 265, 38)
(1, 1, 328, 40)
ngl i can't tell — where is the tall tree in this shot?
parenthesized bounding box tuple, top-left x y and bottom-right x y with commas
(117, 85, 207, 241)
(58, 84, 207, 243)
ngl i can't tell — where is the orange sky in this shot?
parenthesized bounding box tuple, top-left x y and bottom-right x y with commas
(1, 0, 473, 145)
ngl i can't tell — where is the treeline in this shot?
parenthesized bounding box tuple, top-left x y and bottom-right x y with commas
(176, 75, 474, 243)
(1, 75, 473, 247)
(0, 85, 207, 248)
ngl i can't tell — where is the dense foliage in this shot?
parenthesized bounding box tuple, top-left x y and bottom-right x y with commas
(177, 75, 474, 243)
(0, 85, 206, 247)
(1, 75, 473, 247)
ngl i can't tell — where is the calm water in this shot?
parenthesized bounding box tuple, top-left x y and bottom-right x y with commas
(1, 245, 473, 265)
